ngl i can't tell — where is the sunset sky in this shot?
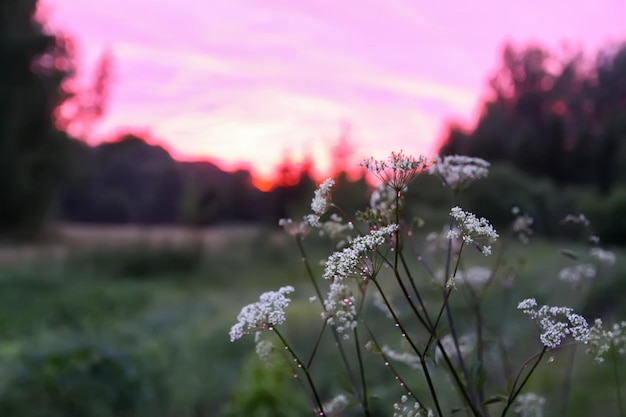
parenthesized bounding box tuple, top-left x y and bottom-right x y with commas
(42, 0, 626, 181)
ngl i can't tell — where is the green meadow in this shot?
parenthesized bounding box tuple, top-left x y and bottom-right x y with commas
(0, 224, 624, 416)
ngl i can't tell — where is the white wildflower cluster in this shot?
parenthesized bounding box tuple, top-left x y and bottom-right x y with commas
(429, 155, 490, 190)
(586, 319, 626, 363)
(511, 207, 534, 244)
(517, 298, 590, 348)
(229, 286, 295, 341)
(590, 247, 616, 265)
(322, 280, 357, 337)
(323, 225, 399, 281)
(319, 213, 354, 248)
(306, 178, 335, 227)
(435, 334, 475, 363)
(513, 392, 546, 417)
(322, 225, 398, 337)
(393, 395, 433, 417)
(321, 394, 350, 417)
(254, 332, 275, 362)
(278, 217, 310, 238)
(382, 345, 423, 370)
(448, 207, 499, 255)
(361, 151, 428, 191)
(558, 263, 596, 284)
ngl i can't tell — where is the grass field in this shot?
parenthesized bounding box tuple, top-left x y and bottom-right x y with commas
(0, 224, 624, 416)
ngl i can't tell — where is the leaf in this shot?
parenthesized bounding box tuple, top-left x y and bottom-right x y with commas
(482, 395, 509, 405)
(365, 340, 381, 353)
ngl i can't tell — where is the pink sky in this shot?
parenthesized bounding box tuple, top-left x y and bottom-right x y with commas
(42, 0, 626, 181)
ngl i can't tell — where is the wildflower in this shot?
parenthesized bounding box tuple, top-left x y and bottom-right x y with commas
(558, 264, 596, 284)
(429, 155, 490, 190)
(322, 394, 350, 417)
(513, 392, 546, 417)
(448, 207, 498, 255)
(278, 218, 310, 238)
(393, 395, 433, 417)
(382, 345, 422, 370)
(323, 225, 398, 282)
(586, 319, 626, 363)
(311, 178, 335, 215)
(590, 247, 616, 266)
(361, 183, 401, 224)
(322, 280, 357, 337)
(306, 214, 322, 228)
(361, 151, 428, 191)
(229, 286, 295, 341)
(517, 298, 590, 348)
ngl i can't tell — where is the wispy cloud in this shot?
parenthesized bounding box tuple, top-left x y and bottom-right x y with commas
(46, 0, 626, 177)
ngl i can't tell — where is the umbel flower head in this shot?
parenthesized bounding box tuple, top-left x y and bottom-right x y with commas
(323, 224, 398, 281)
(429, 155, 490, 190)
(586, 319, 626, 363)
(307, 177, 335, 227)
(229, 286, 294, 341)
(448, 207, 498, 255)
(360, 151, 428, 191)
(321, 224, 398, 337)
(518, 298, 590, 348)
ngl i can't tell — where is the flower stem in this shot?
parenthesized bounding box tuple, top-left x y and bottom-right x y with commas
(364, 323, 429, 414)
(501, 347, 547, 417)
(613, 347, 625, 417)
(372, 278, 444, 417)
(296, 236, 364, 408)
(353, 326, 372, 417)
(273, 328, 326, 416)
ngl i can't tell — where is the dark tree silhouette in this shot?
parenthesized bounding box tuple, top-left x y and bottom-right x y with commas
(439, 41, 626, 193)
(0, 0, 75, 238)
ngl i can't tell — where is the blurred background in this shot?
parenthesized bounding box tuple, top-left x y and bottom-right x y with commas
(0, 0, 625, 416)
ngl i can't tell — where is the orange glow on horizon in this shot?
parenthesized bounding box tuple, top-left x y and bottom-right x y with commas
(46, 0, 626, 188)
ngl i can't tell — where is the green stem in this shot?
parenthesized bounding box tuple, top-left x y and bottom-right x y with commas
(296, 237, 363, 404)
(399, 251, 435, 327)
(501, 347, 547, 417)
(444, 242, 479, 414)
(273, 328, 326, 416)
(353, 327, 371, 417)
(364, 323, 429, 414)
(613, 347, 625, 417)
(306, 320, 328, 368)
(371, 278, 444, 417)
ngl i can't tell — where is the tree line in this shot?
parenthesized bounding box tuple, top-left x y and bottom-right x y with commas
(439, 42, 626, 194)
